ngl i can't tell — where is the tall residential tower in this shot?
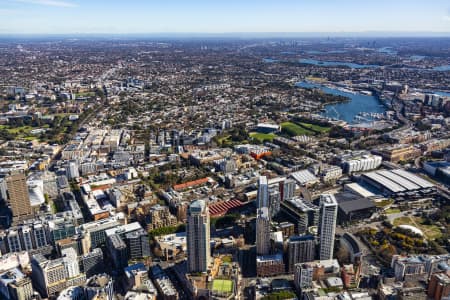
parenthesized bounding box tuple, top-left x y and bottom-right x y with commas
(187, 200, 210, 273)
(256, 207, 271, 256)
(318, 194, 338, 260)
(257, 176, 268, 209)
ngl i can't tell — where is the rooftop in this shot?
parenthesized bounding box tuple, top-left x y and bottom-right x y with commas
(0, 268, 26, 285)
(320, 194, 337, 206)
(256, 253, 283, 263)
(86, 273, 112, 288)
(289, 235, 315, 242)
(189, 199, 207, 213)
(335, 192, 375, 214)
(105, 221, 143, 237)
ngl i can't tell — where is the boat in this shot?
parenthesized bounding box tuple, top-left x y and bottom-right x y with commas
(360, 90, 372, 96)
(337, 87, 356, 94)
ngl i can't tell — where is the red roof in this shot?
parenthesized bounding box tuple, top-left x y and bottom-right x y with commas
(90, 184, 111, 191)
(209, 199, 244, 217)
(173, 177, 209, 191)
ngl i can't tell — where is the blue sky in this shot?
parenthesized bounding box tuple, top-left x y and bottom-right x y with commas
(0, 0, 449, 34)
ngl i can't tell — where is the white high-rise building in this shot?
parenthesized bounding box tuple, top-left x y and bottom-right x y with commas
(319, 194, 338, 260)
(256, 207, 271, 256)
(257, 176, 269, 209)
(187, 200, 210, 273)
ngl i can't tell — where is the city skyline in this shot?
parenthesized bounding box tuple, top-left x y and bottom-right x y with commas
(1, 0, 450, 35)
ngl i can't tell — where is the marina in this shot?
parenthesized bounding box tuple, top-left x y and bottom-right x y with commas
(296, 81, 387, 124)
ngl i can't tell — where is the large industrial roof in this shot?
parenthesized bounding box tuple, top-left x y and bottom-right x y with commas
(376, 170, 421, 190)
(363, 172, 406, 193)
(391, 169, 434, 189)
(362, 169, 434, 193)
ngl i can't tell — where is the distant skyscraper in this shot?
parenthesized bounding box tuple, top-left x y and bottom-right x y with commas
(257, 176, 269, 209)
(318, 194, 338, 260)
(256, 207, 271, 256)
(6, 172, 32, 222)
(288, 235, 315, 272)
(186, 200, 210, 273)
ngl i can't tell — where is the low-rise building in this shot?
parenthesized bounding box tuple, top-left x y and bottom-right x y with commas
(256, 253, 285, 277)
(150, 265, 178, 300)
(372, 145, 421, 163)
(147, 205, 178, 231)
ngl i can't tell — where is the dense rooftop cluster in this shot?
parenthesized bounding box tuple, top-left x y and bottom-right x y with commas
(0, 37, 449, 300)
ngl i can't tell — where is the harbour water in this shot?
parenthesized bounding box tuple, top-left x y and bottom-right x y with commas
(377, 47, 398, 55)
(263, 58, 278, 63)
(410, 55, 426, 61)
(305, 50, 347, 54)
(299, 58, 379, 69)
(433, 91, 450, 97)
(433, 65, 450, 71)
(296, 82, 386, 124)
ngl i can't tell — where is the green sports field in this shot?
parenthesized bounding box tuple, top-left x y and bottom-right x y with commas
(249, 132, 276, 142)
(212, 279, 233, 294)
(280, 122, 314, 136)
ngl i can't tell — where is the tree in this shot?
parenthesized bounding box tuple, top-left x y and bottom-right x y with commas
(95, 88, 105, 100)
(230, 125, 248, 142)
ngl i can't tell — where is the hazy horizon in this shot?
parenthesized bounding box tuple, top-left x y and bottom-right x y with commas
(1, 0, 449, 35)
(1, 32, 450, 40)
